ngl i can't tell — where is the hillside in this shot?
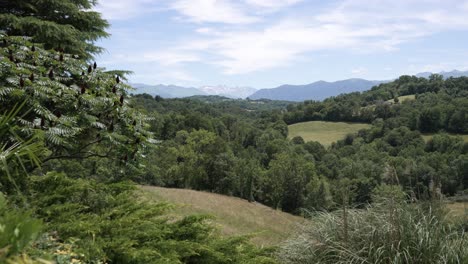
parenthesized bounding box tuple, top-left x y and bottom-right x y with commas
(140, 186, 304, 246)
(249, 78, 384, 101)
(288, 121, 371, 146)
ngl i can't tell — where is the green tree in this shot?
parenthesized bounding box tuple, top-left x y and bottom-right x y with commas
(305, 177, 333, 211)
(0, 0, 109, 59)
(266, 152, 316, 213)
(0, 35, 151, 182)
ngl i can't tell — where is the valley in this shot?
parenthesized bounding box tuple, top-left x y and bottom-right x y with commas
(2, 1, 468, 263)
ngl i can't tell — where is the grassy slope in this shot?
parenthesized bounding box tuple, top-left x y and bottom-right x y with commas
(288, 121, 371, 146)
(140, 186, 304, 247)
(386, 94, 416, 103)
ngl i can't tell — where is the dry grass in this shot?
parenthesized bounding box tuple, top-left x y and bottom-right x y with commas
(447, 202, 468, 220)
(386, 94, 416, 103)
(288, 121, 371, 146)
(139, 186, 304, 247)
(279, 202, 468, 264)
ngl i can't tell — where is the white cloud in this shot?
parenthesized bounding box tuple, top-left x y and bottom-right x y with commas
(245, 0, 302, 8)
(171, 0, 258, 24)
(132, 69, 198, 85)
(100, 0, 468, 81)
(351, 67, 368, 75)
(104, 50, 201, 66)
(95, 0, 161, 20)
(141, 51, 201, 66)
(158, 69, 199, 82)
(170, 0, 303, 24)
(172, 0, 468, 75)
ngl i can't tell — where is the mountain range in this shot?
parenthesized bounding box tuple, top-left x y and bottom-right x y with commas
(415, 70, 468, 79)
(198, 85, 257, 99)
(131, 70, 468, 102)
(131, 83, 207, 98)
(248, 79, 384, 101)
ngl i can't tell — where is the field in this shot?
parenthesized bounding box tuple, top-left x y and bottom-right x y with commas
(386, 94, 416, 103)
(140, 186, 304, 246)
(288, 121, 371, 146)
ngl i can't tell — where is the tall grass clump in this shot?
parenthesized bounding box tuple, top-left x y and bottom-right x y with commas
(278, 186, 468, 264)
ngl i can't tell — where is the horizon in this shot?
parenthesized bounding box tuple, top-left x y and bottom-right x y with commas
(95, 0, 468, 88)
(131, 69, 466, 90)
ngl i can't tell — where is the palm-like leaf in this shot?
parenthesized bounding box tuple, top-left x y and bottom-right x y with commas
(0, 102, 42, 193)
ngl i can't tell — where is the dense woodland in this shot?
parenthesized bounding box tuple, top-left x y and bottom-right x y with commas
(128, 76, 468, 213)
(1, 0, 467, 263)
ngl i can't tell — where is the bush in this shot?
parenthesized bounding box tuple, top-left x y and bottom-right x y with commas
(0, 193, 42, 261)
(278, 200, 468, 264)
(28, 172, 276, 263)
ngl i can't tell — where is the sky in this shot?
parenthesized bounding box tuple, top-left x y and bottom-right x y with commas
(95, 0, 468, 88)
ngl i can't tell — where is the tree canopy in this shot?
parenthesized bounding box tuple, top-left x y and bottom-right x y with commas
(0, 0, 109, 59)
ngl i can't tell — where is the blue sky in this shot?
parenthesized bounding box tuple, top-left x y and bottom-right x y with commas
(95, 0, 468, 88)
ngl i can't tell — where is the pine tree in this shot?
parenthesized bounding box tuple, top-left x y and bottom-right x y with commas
(0, 0, 109, 59)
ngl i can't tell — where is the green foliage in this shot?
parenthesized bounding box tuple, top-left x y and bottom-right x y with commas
(0, 102, 43, 193)
(284, 75, 468, 134)
(0, 0, 109, 59)
(132, 78, 467, 214)
(278, 201, 468, 264)
(0, 4, 279, 263)
(0, 193, 42, 261)
(0, 34, 152, 184)
(266, 152, 316, 213)
(305, 177, 333, 211)
(27, 172, 276, 263)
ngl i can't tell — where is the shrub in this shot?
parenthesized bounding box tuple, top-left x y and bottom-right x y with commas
(278, 200, 468, 264)
(28, 172, 277, 263)
(0, 193, 42, 261)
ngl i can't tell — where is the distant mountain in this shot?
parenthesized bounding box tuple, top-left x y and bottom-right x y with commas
(249, 79, 384, 102)
(130, 83, 256, 99)
(416, 70, 468, 79)
(131, 70, 468, 101)
(131, 83, 206, 98)
(198, 85, 257, 99)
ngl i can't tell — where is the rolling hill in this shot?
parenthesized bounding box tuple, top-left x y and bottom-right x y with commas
(140, 186, 304, 246)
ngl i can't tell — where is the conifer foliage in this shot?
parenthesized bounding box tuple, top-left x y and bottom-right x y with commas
(0, 0, 109, 59)
(0, 34, 151, 187)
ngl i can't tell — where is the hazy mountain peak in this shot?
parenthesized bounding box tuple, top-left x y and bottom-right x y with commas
(198, 85, 257, 99)
(415, 70, 468, 79)
(131, 83, 206, 98)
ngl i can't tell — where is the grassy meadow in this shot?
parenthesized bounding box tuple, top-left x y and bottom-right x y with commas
(386, 94, 416, 103)
(288, 121, 371, 146)
(140, 186, 304, 246)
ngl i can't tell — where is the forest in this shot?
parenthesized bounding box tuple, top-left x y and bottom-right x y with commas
(1, 0, 467, 263)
